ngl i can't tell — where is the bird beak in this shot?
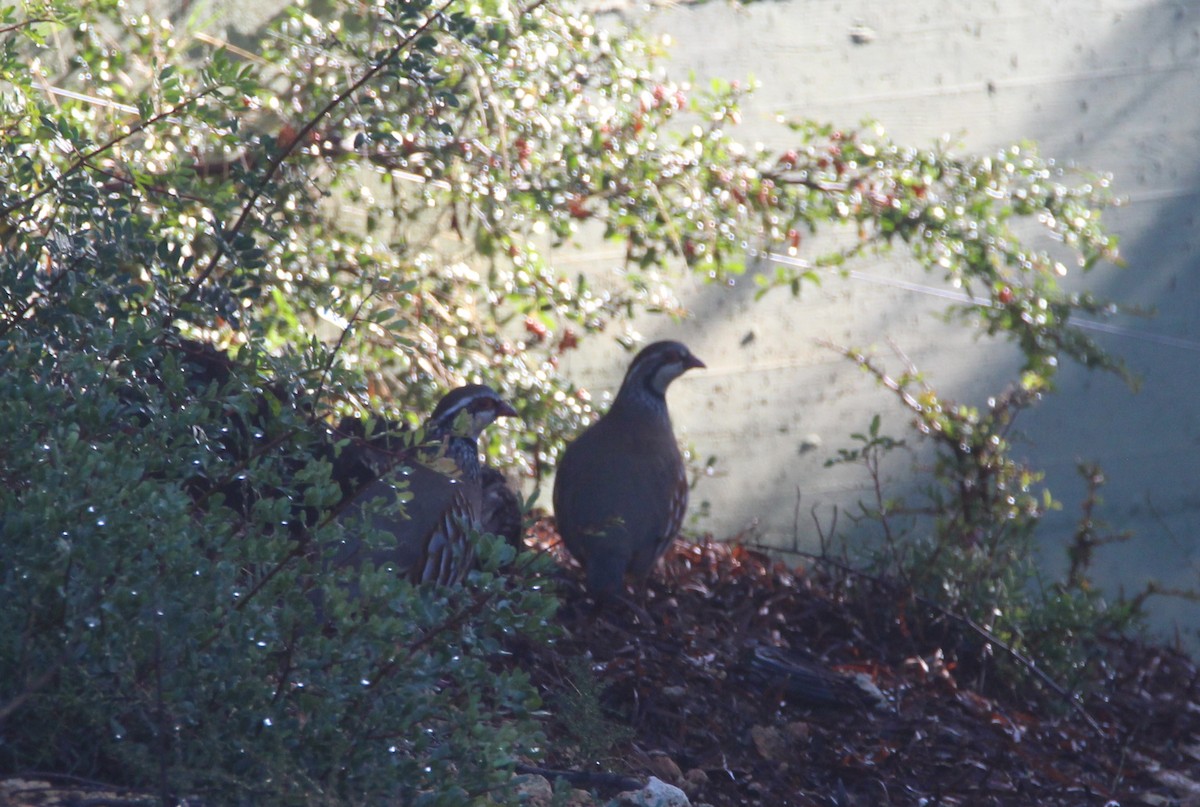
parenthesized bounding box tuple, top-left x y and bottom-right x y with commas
(684, 353, 706, 371)
(497, 400, 519, 418)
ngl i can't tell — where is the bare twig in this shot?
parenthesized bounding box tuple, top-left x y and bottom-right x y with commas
(0, 17, 52, 35)
(170, 0, 460, 324)
(90, 161, 213, 204)
(0, 88, 221, 219)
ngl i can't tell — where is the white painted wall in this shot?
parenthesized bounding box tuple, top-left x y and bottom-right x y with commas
(554, 0, 1200, 641)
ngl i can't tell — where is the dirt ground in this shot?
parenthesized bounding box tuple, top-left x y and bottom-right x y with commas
(522, 529, 1200, 806)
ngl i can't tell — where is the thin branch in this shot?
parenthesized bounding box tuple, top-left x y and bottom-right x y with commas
(819, 338, 925, 415)
(90, 161, 213, 205)
(0, 87, 221, 219)
(170, 0, 459, 322)
(764, 169, 850, 194)
(310, 282, 380, 415)
(0, 17, 52, 35)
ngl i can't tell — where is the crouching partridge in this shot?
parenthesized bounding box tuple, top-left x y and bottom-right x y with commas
(552, 341, 705, 598)
(334, 384, 517, 586)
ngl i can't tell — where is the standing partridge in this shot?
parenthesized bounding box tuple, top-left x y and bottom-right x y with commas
(334, 384, 517, 585)
(552, 340, 705, 598)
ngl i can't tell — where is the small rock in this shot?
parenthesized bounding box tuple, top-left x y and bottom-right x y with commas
(568, 788, 596, 806)
(848, 22, 876, 44)
(785, 720, 811, 743)
(798, 434, 821, 453)
(646, 750, 683, 785)
(515, 773, 554, 806)
(750, 724, 788, 762)
(615, 776, 691, 807)
(852, 672, 889, 708)
(682, 768, 709, 797)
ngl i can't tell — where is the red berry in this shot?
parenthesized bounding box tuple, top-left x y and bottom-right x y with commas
(524, 316, 548, 341)
(567, 196, 591, 219)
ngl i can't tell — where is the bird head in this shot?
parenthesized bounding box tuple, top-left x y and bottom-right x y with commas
(619, 340, 706, 399)
(427, 384, 519, 439)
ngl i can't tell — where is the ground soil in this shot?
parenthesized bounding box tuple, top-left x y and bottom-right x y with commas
(523, 528, 1200, 806)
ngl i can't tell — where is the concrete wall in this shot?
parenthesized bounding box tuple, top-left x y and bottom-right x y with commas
(554, 0, 1200, 641)
(194, 0, 1200, 639)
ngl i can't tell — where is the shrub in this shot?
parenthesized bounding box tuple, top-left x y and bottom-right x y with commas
(0, 0, 1136, 797)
